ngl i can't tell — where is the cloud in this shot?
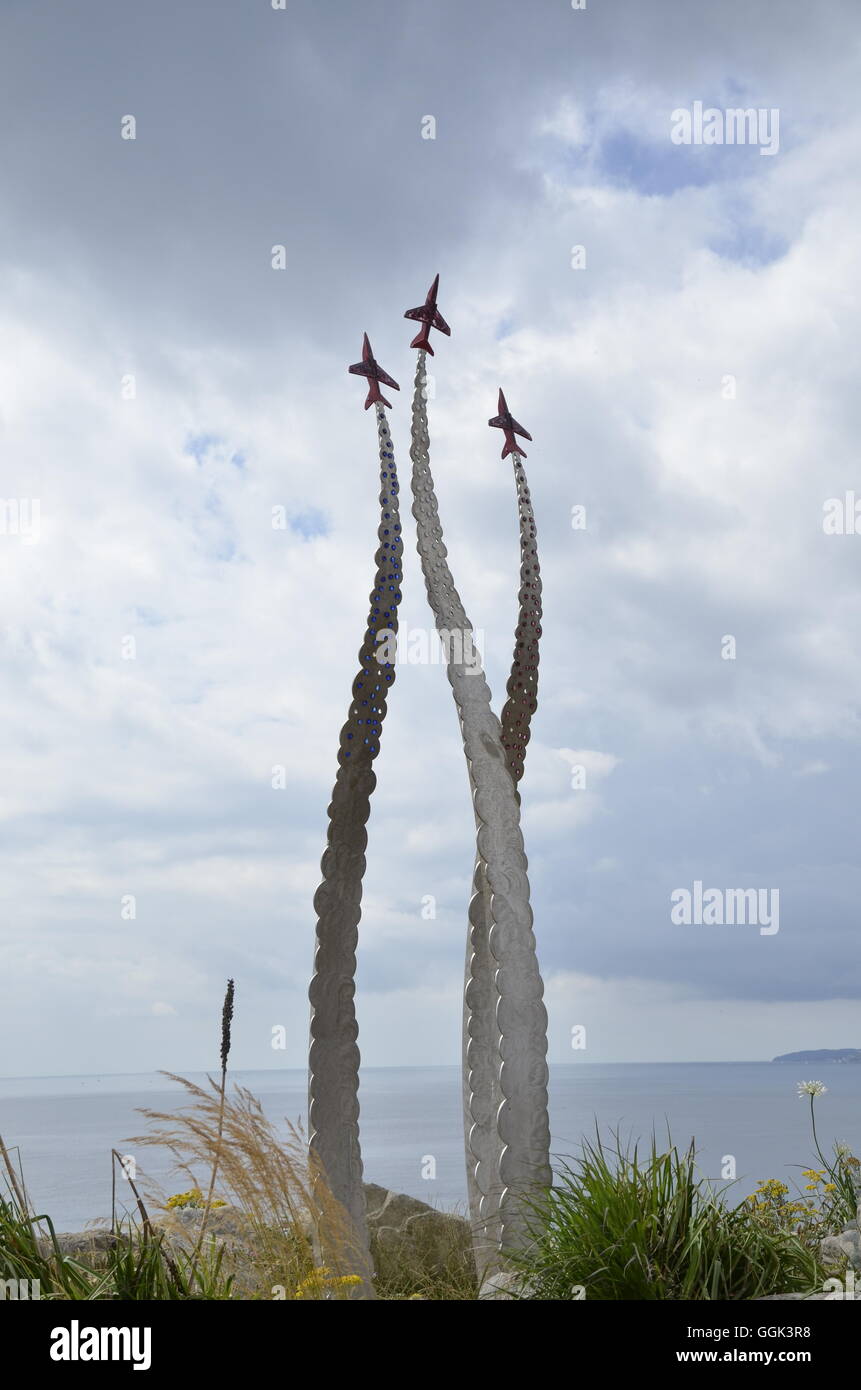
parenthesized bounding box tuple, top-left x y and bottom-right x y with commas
(539, 98, 590, 149)
(1, 0, 859, 1075)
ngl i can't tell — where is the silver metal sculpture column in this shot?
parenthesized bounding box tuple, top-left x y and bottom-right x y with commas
(404, 283, 500, 1249)
(308, 336, 403, 1294)
(494, 391, 542, 791)
(404, 280, 551, 1265)
(464, 392, 544, 1262)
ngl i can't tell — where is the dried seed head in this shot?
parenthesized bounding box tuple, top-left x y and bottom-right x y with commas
(221, 979, 235, 1070)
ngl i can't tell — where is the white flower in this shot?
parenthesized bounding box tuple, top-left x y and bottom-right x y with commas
(797, 1080, 828, 1098)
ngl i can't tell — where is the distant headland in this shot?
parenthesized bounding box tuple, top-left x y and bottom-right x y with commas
(772, 1049, 861, 1064)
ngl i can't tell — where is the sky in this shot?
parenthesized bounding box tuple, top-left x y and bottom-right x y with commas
(1, 0, 861, 1075)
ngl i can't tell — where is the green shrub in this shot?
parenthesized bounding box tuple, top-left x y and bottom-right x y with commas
(512, 1132, 825, 1300)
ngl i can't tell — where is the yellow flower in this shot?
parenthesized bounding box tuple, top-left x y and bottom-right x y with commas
(756, 1179, 789, 1197)
(292, 1266, 362, 1299)
(164, 1188, 226, 1210)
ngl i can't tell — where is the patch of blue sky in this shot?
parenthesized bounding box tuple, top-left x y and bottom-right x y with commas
(184, 432, 221, 463)
(594, 127, 737, 195)
(133, 606, 166, 626)
(289, 507, 329, 540)
(708, 218, 788, 268)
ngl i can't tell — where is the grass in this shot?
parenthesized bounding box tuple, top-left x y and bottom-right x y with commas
(509, 1130, 842, 1300)
(0, 1201, 233, 1301)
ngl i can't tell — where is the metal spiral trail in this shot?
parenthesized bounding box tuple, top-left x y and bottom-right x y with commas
(307, 404, 403, 1292)
(464, 446, 543, 1257)
(408, 352, 551, 1263)
(500, 451, 541, 791)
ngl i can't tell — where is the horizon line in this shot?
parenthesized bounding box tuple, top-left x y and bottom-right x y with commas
(0, 1059, 804, 1083)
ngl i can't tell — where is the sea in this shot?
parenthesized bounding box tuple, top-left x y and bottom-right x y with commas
(1, 1063, 859, 1231)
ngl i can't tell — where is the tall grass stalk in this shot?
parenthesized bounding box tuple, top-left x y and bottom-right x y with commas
(189, 978, 234, 1282)
(111, 1149, 152, 1238)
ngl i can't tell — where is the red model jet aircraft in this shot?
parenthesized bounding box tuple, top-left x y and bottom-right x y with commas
(488, 389, 533, 459)
(404, 274, 451, 355)
(348, 333, 400, 410)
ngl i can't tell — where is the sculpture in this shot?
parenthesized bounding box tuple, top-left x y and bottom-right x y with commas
(307, 283, 551, 1290)
(307, 336, 403, 1293)
(459, 390, 545, 1263)
(405, 289, 550, 1269)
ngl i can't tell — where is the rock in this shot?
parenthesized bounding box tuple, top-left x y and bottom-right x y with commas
(818, 1171, 861, 1277)
(363, 1181, 471, 1270)
(363, 1182, 475, 1294)
(821, 1227, 861, 1270)
(364, 1182, 453, 1229)
(479, 1270, 527, 1300)
(156, 1205, 256, 1246)
(37, 1228, 119, 1260)
(155, 1206, 263, 1293)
